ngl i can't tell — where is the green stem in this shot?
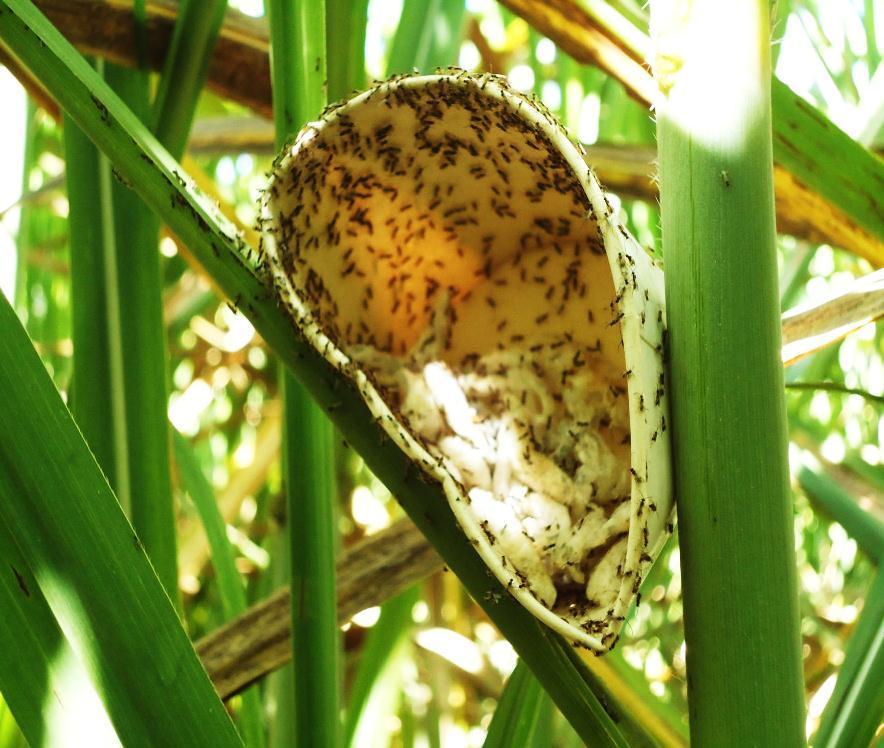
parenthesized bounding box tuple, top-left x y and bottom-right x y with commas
(267, 1, 340, 746)
(63, 71, 118, 480)
(104, 59, 180, 607)
(652, 1, 805, 743)
(266, 531, 296, 748)
(100, 0, 231, 606)
(785, 381, 883, 406)
(12, 100, 37, 319)
(326, 0, 368, 102)
(151, 0, 229, 159)
(267, 0, 326, 140)
(281, 380, 340, 748)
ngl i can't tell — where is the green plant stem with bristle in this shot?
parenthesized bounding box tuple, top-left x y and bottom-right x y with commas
(267, 1, 340, 746)
(0, 291, 241, 746)
(0, 5, 640, 742)
(651, 1, 805, 744)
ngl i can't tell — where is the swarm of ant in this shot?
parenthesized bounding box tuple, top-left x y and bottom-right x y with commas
(260, 71, 673, 651)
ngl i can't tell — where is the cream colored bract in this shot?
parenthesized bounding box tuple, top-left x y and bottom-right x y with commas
(260, 71, 673, 651)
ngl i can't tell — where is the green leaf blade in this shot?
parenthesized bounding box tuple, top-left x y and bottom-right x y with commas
(0, 291, 241, 746)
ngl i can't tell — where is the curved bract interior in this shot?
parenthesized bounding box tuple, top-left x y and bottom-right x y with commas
(261, 73, 671, 650)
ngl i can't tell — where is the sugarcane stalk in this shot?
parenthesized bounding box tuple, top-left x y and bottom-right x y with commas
(650, 1, 805, 743)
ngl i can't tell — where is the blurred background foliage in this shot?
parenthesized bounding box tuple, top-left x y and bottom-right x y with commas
(0, 0, 880, 745)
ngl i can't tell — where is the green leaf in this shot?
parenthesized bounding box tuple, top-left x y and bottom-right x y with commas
(483, 660, 550, 748)
(173, 433, 265, 747)
(812, 571, 884, 748)
(771, 79, 884, 245)
(386, 1, 435, 76)
(798, 464, 884, 563)
(1, 96, 120, 747)
(0, 290, 241, 746)
(386, 0, 466, 75)
(103, 58, 179, 605)
(345, 588, 419, 747)
(518, 0, 884, 260)
(0, 519, 119, 747)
